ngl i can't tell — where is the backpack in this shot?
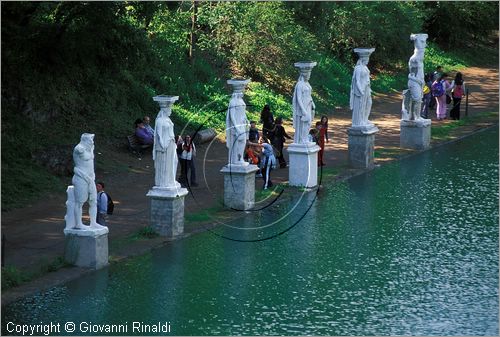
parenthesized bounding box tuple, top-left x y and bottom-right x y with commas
(431, 81, 444, 97)
(99, 192, 114, 215)
(453, 84, 463, 98)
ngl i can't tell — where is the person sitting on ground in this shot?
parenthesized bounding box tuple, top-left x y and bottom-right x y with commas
(96, 181, 108, 226)
(134, 118, 153, 145)
(259, 138, 277, 190)
(143, 116, 154, 137)
(272, 117, 292, 168)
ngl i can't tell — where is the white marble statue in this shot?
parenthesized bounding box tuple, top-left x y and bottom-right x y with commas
(404, 33, 428, 121)
(350, 48, 375, 129)
(71, 133, 105, 229)
(152, 95, 181, 189)
(292, 62, 317, 144)
(226, 79, 250, 166)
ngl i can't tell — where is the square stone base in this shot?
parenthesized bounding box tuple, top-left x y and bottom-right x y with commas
(400, 119, 431, 150)
(147, 187, 188, 237)
(287, 142, 321, 188)
(221, 164, 259, 210)
(64, 227, 109, 269)
(348, 126, 378, 169)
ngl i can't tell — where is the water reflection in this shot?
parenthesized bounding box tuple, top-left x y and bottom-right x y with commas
(2, 127, 498, 336)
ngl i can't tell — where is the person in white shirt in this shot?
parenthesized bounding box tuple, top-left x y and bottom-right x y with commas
(180, 135, 198, 187)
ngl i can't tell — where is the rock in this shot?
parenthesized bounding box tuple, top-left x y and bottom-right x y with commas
(193, 128, 216, 145)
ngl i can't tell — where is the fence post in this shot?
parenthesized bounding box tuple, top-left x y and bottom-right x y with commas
(465, 88, 469, 117)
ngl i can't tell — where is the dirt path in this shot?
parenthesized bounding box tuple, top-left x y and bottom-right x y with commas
(1, 66, 498, 275)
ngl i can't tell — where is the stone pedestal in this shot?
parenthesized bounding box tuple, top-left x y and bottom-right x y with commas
(64, 227, 109, 269)
(400, 119, 431, 150)
(221, 164, 259, 210)
(287, 142, 321, 188)
(147, 187, 188, 237)
(348, 126, 379, 169)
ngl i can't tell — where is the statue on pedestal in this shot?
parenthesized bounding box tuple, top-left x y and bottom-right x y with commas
(403, 34, 428, 121)
(350, 48, 375, 129)
(226, 79, 250, 166)
(71, 133, 105, 229)
(152, 95, 181, 189)
(292, 62, 316, 144)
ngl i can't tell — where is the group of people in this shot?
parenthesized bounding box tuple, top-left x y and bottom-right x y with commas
(422, 66, 466, 121)
(244, 105, 330, 189)
(134, 116, 154, 145)
(133, 115, 198, 188)
(308, 116, 329, 166)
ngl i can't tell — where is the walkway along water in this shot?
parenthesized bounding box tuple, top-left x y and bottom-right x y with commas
(2, 126, 498, 335)
(1, 66, 498, 303)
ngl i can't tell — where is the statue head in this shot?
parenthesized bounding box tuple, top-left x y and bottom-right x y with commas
(153, 95, 179, 118)
(294, 61, 317, 82)
(354, 48, 375, 66)
(410, 33, 428, 50)
(80, 133, 95, 146)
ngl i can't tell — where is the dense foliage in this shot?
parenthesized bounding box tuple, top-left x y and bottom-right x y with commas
(1, 1, 498, 209)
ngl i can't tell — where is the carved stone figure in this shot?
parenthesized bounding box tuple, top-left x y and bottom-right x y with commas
(350, 48, 375, 129)
(152, 95, 181, 189)
(226, 79, 250, 166)
(71, 133, 104, 229)
(404, 33, 428, 121)
(292, 62, 317, 144)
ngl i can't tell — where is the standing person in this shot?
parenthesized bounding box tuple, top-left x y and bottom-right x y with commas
(432, 73, 451, 121)
(96, 182, 108, 226)
(260, 139, 277, 190)
(316, 116, 329, 166)
(420, 73, 433, 119)
(449, 72, 466, 120)
(428, 66, 443, 110)
(248, 121, 260, 143)
(272, 117, 292, 168)
(260, 104, 275, 143)
(143, 116, 154, 138)
(180, 135, 198, 187)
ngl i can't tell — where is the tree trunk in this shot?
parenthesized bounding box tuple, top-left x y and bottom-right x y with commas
(188, 0, 198, 63)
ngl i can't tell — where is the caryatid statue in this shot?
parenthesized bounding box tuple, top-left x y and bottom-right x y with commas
(226, 79, 250, 166)
(292, 61, 317, 144)
(350, 48, 375, 129)
(404, 33, 428, 121)
(152, 95, 181, 189)
(71, 133, 105, 229)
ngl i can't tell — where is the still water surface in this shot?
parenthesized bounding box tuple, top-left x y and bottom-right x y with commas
(3, 127, 498, 335)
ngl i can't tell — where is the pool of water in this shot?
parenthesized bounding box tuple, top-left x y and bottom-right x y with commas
(3, 127, 498, 335)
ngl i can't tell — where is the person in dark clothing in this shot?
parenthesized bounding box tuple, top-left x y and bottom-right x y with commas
(248, 121, 260, 143)
(449, 72, 466, 120)
(260, 104, 275, 143)
(272, 117, 292, 168)
(316, 116, 329, 166)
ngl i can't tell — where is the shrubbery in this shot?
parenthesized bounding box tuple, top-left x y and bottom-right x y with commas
(1, 1, 498, 209)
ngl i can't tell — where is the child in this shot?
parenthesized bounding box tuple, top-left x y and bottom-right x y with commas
(260, 139, 277, 189)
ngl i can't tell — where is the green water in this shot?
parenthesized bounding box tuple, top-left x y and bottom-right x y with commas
(3, 127, 498, 335)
